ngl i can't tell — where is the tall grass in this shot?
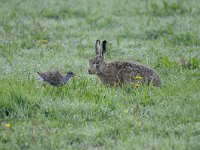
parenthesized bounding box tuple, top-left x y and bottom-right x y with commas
(0, 0, 200, 149)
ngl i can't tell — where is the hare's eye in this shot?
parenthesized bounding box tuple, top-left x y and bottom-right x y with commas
(95, 61, 99, 65)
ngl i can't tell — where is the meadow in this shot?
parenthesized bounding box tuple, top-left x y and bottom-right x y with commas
(0, 0, 200, 149)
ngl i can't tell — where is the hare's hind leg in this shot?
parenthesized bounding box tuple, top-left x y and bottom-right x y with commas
(144, 74, 161, 87)
(118, 69, 149, 86)
(118, 69, 133, 85)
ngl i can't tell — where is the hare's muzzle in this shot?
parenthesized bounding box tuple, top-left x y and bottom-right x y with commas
(88, 68, 95, 74)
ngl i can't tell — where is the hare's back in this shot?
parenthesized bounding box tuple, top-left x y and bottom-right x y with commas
(108, 61, 154, 76)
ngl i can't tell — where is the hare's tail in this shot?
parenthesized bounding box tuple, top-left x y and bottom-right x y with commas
(152, 73, 161, 87)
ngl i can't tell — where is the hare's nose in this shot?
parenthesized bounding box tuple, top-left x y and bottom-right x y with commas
(88, 69, 92, 74)
(88, 69, 95, 74)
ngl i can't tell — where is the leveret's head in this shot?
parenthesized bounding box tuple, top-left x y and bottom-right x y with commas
(88, 40, 107, 74)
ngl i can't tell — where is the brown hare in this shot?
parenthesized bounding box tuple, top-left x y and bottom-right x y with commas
(88, 40, 161, 87)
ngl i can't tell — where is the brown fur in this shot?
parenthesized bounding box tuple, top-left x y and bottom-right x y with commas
(88, 40, 161, 87)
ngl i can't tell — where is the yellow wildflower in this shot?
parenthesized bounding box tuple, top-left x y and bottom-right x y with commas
(5, 123, 11, 129)
(41, 39, 48, 44)
(134, 76, 143, 80)
(134, 83, 141, 87)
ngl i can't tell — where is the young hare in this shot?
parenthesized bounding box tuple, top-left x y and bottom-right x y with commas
(88, 40, 161, 87)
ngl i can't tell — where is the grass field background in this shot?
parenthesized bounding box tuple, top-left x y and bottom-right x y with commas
(0, 0, 200, 149)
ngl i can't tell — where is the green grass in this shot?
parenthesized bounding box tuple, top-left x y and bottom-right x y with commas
(0, 0, 200, 149)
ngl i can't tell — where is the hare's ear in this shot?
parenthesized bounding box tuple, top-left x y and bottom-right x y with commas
(95, 40, 101, 57)
(101, 40, 107, 60)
